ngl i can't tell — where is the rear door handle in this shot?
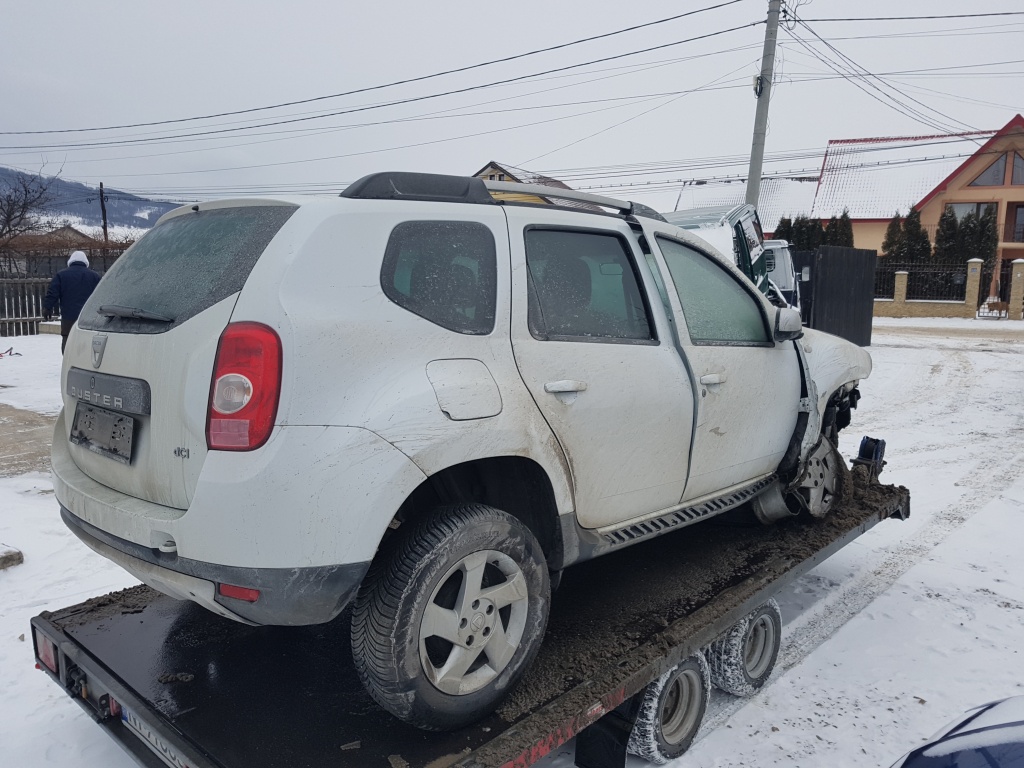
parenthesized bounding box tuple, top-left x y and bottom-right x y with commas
(544, 380, 588, 394)
(699, 373, 727, 385)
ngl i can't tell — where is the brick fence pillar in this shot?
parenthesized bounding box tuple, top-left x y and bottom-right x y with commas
(1010, 259, 1024, 321)
(965, 259, 984, 316)
(894, 271, 908, 304)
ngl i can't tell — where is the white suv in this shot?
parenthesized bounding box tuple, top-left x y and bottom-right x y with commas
(53, 172, 869, 730)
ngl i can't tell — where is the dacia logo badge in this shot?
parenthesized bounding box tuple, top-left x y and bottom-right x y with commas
(92, 335, 107, 369)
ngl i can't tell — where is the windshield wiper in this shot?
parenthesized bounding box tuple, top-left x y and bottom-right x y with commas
(97, 304, 175, 322)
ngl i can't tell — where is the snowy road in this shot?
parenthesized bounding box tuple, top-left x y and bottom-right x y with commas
(2, 320, 1023, 768)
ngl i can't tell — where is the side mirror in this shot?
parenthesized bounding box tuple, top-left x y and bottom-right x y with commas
(764, 251, 776, 271)
(774, 307, 803, 341)
(801, 266, 811, 282)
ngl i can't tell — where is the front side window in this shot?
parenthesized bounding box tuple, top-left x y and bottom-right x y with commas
(381, 221, 497, 335)
(525, 229, 654, 342)
(656, 237, 769, 345)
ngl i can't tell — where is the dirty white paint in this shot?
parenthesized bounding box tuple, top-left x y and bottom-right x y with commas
(51, 193, 870, 628)
(425, 359, 502, 420)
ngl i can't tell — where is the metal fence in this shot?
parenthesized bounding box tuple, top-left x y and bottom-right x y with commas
(874, 261, 969, 301)
(0, 278, 51, 336)
(0, 245, 127, 279)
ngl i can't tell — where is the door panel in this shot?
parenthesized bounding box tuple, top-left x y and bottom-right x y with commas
(504, 208, 695, 530)
(645, 229, 800, 502)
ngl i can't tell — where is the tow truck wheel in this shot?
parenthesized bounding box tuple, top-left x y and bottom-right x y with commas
(626, 653, 710, 764)
(707, 599, 782, 697)
(351, 503, 550, 731)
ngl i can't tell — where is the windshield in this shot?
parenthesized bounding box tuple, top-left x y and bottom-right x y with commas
(79, 205, 296, 334)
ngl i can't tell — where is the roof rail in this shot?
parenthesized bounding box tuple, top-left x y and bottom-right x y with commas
(484, 181, 666, 222)
(341, 172, 495, 204)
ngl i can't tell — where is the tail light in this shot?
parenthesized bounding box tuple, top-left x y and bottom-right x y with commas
(35, 630, 58, 674)
(207, 322, 282, 451)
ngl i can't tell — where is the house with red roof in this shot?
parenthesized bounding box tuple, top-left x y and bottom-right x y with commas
(810, 114, 1024, 265)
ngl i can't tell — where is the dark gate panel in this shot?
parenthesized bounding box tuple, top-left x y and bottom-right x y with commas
(791, 247, 877, 346)
(809, 246, 876, 347)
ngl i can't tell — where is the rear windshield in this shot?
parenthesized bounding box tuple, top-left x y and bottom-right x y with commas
(79, 205, 297, 334)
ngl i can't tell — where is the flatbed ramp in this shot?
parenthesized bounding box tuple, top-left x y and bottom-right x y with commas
(33, 476, 908, 768)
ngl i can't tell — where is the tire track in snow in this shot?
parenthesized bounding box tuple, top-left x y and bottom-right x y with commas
(687, 340, 1024, 749)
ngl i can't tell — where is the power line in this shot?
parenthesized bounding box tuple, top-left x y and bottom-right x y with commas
(1, 0, 749, 136)
(798, 11, 1024, 22)
(517, 57, 759, 165)
(0, 46, 766, 160)
(791, 17, 977, 134)
(782, 26, 964, 135)
(0, 23, 762, 153)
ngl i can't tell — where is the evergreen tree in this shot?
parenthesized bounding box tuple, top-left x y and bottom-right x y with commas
(932, 206, 960, 263)
(836, 209, 855, 247)
(823, 215, 840, 245)
(881, 211, 905, 260)
(791, 215, 824, 251)
(977, 206, 999, 269)
(773, 216, 793, 243)
(902, 207, 932, 262)
(957, 211, 979, 262)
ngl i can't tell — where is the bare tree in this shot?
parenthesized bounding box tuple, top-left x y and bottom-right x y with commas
(0, 171, 54, 246)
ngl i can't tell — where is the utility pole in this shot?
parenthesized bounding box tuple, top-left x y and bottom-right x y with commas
(99, 182, 109, 244)
(745, 0, 782, 207)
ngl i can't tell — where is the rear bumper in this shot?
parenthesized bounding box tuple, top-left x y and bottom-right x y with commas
(61, 506, 369, 626)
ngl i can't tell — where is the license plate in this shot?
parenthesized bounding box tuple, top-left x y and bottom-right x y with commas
(121, 705, 193, 768)
(70, 402, 135, 465)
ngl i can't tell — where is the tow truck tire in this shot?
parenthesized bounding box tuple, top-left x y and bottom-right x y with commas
(351, 503, 550, 731)
(626, 653, 710, 764)
(707, 599, 782, 697)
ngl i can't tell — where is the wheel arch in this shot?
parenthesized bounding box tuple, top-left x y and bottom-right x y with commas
(387, 456, 566, 569)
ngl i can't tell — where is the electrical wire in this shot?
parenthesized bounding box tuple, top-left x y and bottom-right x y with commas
(791, 17, 978, 134)
(1, 0, 750, 136)
(0, 23, 762, 153)
(782, 26, 965, 135)
(798, 12, 1024, 22)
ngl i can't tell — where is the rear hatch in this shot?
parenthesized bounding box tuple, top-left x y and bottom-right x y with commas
(63, 202, 297, 510)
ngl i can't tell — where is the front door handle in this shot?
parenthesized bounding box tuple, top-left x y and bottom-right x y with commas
(699, 373, 727, 385)
(544, 380, 588, 394)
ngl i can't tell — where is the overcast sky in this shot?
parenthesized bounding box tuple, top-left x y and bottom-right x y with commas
(3, 0, 1022, 210)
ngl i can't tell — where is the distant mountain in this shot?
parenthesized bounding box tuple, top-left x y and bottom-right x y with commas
(0, 166, 180, 231)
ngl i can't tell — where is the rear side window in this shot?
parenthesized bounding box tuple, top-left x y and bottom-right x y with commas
(524, 229, 654, 342)
(381, 221, 497, 335)
(79, 206, 297, 334)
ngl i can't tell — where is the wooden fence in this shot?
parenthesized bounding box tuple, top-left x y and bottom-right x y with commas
(0, 279, 52, 336)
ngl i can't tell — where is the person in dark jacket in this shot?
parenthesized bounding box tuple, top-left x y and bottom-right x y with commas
(43, 251, 102, 353)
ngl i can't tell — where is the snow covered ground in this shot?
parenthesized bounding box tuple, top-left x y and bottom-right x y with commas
(1, 319, 1022, 768)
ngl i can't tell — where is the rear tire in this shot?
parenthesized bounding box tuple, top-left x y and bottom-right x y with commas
(626, 653, 710, 764)
(707, 600, 782, 697)
(351, 503, 550, 730)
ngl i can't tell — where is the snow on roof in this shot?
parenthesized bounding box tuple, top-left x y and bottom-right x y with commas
(670, 176, 819, 232)
(810, 131, 996, 220)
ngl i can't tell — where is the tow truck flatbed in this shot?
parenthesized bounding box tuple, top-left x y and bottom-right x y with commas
(32, 474, 908, 768)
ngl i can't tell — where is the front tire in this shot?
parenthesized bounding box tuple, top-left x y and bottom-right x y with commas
(351, 504, 550, 730)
